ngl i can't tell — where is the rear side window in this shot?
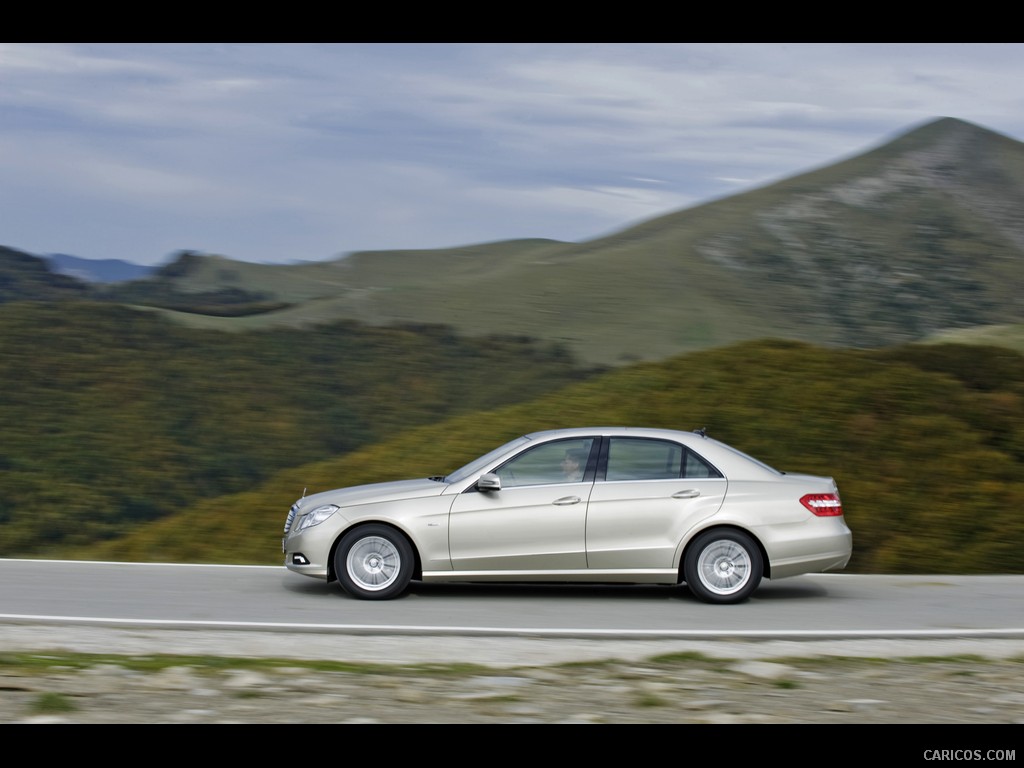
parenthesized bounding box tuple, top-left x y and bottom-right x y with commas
(683, 449, 721, 478)
(606, 438, 682, 480)
(605, 438, 722, 480)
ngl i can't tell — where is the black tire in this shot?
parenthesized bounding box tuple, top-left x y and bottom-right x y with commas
(334, 524, 413, 600)
(683, 529, 763, 604)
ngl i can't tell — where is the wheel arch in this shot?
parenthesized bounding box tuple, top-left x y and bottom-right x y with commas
(678, 524, 771, 582)
(327, 520, 423, 583)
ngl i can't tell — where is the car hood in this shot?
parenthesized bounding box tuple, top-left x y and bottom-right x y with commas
(295, 478, 448, 511)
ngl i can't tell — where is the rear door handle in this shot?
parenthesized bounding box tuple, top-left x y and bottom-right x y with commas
(672, 489, 701, 499)
(553, 496, 582, 505)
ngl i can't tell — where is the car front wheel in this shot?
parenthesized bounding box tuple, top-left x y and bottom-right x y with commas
(335, 525, 413, 600)
(684, 529, 763, 604)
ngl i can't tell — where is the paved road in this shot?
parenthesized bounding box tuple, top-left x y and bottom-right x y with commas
(1, 560, 1022, 663)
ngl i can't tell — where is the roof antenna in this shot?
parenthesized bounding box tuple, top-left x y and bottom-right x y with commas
(693, 427, 707, 438)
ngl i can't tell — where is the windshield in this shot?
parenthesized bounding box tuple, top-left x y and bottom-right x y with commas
(443, 436, 531, 484)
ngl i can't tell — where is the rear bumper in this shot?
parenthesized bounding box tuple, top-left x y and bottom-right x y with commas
(767, 523, 853, 580)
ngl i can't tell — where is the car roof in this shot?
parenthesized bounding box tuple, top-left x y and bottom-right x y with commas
(521, 427, 782, 477)
(524, 426, 706, 442)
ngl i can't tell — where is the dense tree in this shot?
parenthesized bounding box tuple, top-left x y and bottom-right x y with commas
(3, 293, 1022, 574)
(0, 300, 597, 553)
(56, 338, 1024, 576)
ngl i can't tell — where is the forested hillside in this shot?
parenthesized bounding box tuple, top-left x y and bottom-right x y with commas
(0, 300, 596, 553)
(66, 339, 1024, 576)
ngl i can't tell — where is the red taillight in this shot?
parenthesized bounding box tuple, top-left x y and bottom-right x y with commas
(800, 493, 843, 516)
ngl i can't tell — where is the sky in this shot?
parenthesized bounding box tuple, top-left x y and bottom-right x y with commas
(3, 42, 1024, 267)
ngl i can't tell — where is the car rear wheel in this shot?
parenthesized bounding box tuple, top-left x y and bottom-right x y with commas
(684, 529, 763, 604)
(335, 525, 413, 600)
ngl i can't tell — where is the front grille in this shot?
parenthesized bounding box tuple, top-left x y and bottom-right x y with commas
(283, 503, 298, 535)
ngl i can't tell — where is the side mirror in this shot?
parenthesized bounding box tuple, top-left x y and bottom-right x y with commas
(476, 473, 502, 492)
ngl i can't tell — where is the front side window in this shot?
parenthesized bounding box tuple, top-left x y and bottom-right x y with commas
(495, 438, 595, 487)
(446, 436, 530, 483)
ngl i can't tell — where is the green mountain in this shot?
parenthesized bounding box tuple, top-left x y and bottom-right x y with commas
(5, 117, 1024, 364)
(16, 116, 1015, 366)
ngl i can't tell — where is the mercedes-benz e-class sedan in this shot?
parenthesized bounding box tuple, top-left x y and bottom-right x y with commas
(283, 427, 852, 604)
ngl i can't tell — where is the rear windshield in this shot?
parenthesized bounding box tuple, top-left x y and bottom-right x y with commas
(711, 439, 782, 474)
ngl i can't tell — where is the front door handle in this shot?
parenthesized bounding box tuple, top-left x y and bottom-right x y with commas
(553, 496, 582, 505)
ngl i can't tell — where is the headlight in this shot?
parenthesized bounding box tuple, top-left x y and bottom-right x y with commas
(295, 504, 341, 532)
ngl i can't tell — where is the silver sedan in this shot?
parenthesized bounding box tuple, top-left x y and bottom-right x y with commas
(283, 427, 853, 604)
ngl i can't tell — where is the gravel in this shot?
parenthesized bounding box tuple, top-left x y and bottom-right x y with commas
(2, 625, 1023, 724)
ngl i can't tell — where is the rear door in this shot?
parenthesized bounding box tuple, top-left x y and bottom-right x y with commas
(585, 436, 727, 569)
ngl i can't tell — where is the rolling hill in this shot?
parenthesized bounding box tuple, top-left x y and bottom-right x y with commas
(4, 116, 1024, 365)
(69, 339, 1024, 576)
(26, 115, 1020, 366)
